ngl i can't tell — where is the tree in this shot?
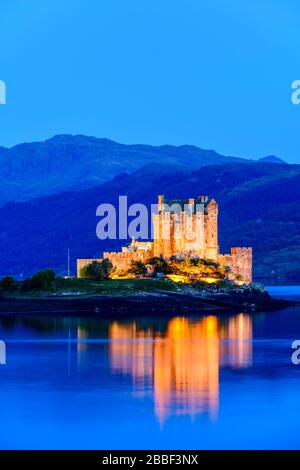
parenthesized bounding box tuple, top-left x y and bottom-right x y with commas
(80, 259, 113, 281)
(101, 258, 113, 278)
(85, 261, 105, 281)
(1, 276, 15, 292)
(129, 260, 147, 277)
(30, 269, 56, 290)
(79, 266, 89, 279)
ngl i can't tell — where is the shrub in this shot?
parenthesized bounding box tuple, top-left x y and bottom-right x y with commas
(149, 256, 171, 274)
(1, 276, 15, 292)
(167, 257, 227, 279)
(129, 261, 148, 277)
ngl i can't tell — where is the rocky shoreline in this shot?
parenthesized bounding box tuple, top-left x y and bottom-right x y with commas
(0, 284, 296, 317)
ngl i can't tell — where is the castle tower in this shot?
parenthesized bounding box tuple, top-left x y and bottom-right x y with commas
(153, 195, 219, 260)
(204, 199, 219, 260)
(78, 193, 252, 283)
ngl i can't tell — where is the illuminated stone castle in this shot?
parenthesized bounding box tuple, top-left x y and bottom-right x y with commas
(77, 195, 252, 282)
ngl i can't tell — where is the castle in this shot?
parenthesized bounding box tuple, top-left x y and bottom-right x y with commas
(77, 195, 252, 283)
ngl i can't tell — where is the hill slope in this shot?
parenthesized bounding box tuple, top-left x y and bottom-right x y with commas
(0, 161, 299, 279)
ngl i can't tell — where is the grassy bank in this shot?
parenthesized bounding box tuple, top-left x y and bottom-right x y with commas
(55, 277, 180, 296)
(1, 277, 182, 299)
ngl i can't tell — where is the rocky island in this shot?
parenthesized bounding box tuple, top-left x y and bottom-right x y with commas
(0, 194, 294, 317)
(0, 275, 294, 317)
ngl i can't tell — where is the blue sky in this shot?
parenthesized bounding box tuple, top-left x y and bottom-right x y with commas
(0, 0, 300, 162)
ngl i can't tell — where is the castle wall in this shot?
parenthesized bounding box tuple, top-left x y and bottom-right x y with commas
(103, 250, 153, 274)
(77, 243, 154, 277)
(172, 211, 206, 256)
(218, 248, 252, 283)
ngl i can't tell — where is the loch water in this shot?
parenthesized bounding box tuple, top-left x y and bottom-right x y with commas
(0, 286, 300, 449)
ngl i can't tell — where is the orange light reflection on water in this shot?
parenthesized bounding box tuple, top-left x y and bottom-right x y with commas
(108, 313, 252, 423)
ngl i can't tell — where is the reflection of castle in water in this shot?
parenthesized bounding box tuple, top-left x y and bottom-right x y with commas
(109, 314, 252, 423)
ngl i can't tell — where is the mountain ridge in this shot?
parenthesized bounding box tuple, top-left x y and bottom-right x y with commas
(258, 155, 286, 164)
(0, 134, 252, 206)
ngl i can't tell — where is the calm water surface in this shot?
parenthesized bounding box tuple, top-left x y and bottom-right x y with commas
(0, 286, 300, 449)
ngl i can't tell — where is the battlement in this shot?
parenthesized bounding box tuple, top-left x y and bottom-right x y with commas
(158, 194, 211, 214)
(231, 247, 252, 255)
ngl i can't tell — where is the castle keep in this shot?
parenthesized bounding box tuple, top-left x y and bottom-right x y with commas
(77, 195, 252, 283)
